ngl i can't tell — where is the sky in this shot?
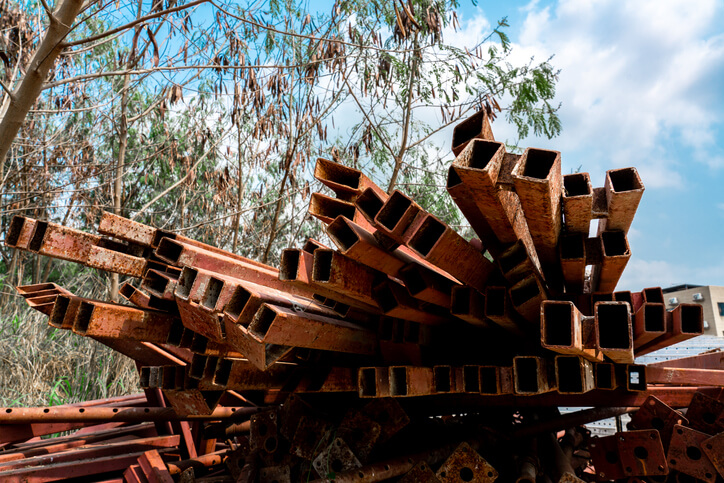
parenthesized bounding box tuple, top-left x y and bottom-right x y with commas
(384, 0, 724, 291)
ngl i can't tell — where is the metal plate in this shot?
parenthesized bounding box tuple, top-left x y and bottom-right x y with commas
(617, 430, 668, 477)
(435, 442, 498, 483)
(259, 465, 291, 483)
(627, 396, 687, 448)
(250, 409, 279, 454)
(337, 410, 382, 462)
(312, 437, 362, 479)
(400, 461, 441, 483)
(684, 392, 724, 435)
(362, 398, 409, 443)
(589, 434, 626, 480)
(291, 414, 333, 460)
(667, 424, 717, 482)
(701, 432, 724, 478)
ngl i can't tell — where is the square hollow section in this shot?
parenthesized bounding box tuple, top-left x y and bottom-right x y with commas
(279, 250, 300, 280)
(376, 191, 412, 231)
(543, 303, 573, 347)
(498, 243, 527, 274)
(463, 366, 480, 393)
(510, 279, 539, 307)
(28, 221, 48, 252)
(451, 288, 471, 315)
(609, 168, 643, 192)
(359, 369, 378, 397)
(597, 304, 631, 349)
(556, 357, 583, 393)
(409, 217, 445, 257)
(680, 305, 703, 334)
(596, 363, 615, 390)
(479, 367, 499, 395)
(434, 367, 452, 393)
(560, 234, 585, 260)
(468, 140, 502, 169)
(329, 219, 359, 251)
(356, 188, 385, 220)
(249, 305, 277, 339)
(564, 173, 591, 197)
(202, 278, 224, 310)
(522, 149, 557, 179)
(5, 216, 25, 246)
(390, 367, 408, 396)
(485, 288, 506, 316)
(156, 238, 183, 263)
(224, 286, 251, 321)
(602, 231, 629, 257)
(176, 268, 198, 299)
(451, 110, 485, 148)
(400, 266, 426, 295)
(644, 304, 665, 332)
(312, 251, 333, 282)
(515, 358, 540, 394)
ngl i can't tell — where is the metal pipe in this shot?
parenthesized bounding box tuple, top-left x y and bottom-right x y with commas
(451, 108, 495, 156)
(562, 172, 593, 234)
(595, 301, 634, 364)
(598, 167, 645, 234)
(0, 406, 256, 423)
(313, 157, 387, 203)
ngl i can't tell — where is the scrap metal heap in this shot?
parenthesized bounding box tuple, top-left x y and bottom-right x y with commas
(2, 110, 724, 482)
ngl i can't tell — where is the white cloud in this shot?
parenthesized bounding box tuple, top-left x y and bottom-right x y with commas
(618, 255, 724, 291)
(488, 0, 724, 186)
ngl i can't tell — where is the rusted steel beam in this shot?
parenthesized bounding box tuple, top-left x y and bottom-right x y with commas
(0, 435, 180, 473)
(314, 157, 387, 202)
(407, 214, 495, 292)
(450, 286, 491, 328)
(645, 366, 724, 386)
(511, 148, 563, 286)
(635, 304, 704, 357)
(649, 350, 724, 370)
(166, 450, 229, 475)
(86, 245, 147, 277)
(514, 356, 556, 395)
(154, 237, 313, 297)
(69, 299, 176, 344)
(562, 172, 593, 234)
(509, 274, 547, 323)
(99, 211, 156, 246)
(308, 191, 372, 230)
(373, 279, 451, 325)
(137, 449, 175, 483)
(633, 303, 666, 348)
(540, 300, 602, 362)
(0, 406, 254, 423)
(370, 190, 428, 247)
(592, 230, 631, 292)
(398, 262, 457, 308)
(311, 249, 382, 307)
(555, 355, 595, 394)
(141, 269, 178, 301)
(598, 167, 645, 234)
(484, 286, 531, 333)
(595, 301, 634, 364)
(389, 366, 435, 397)
(445, 167, 503, 257)
(222, 314, 294, 371)
(5, 215, 38, 249)
(559, 233, 586, 293)
(451, 108, 495, 156)
(23, 218, 100, 260)
(16, 282, 71, 298)
(0, 449, 169, 482)
(358, 367, 391, 398)
(247, 303, 377, 355)
(497, 240, 539, 285)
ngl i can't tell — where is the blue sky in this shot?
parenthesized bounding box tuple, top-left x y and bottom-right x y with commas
(448, 0, 724, 291)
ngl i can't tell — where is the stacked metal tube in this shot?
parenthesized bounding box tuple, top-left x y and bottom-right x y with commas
(2, 109, 721, 481)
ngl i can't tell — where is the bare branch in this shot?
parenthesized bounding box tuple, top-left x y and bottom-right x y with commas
(63, 0, 208, 47)
(0, 80, 14, 100)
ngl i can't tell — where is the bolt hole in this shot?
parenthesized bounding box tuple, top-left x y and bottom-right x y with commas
(677, 428, 683, 434)
(331, 458, 344, 473)
(634, 446, 648, 460)
(703, 412, 716, 424)
(113, 408, 118, 413)
(79, 408, 84, 413)
(686, 446, 702, 461)
(43, 408, 49, 413)
(605, 451, 619, 464)
(651, 417, 665, 430)
(459, 467, 474, 482)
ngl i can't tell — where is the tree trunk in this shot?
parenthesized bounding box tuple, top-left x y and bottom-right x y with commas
(0, 0, 85, 187)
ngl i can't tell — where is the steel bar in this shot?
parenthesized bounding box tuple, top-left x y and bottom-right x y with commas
(373, 190, 426, 243)
(0, 406, 256, 423)
(598, 167, 645, 234)
(99, 211, 157, 246)
(484, 286, 531, 333)
(562, 172, 593, 234)
(308, 191, 370, 229)
(509, 274, 547, 323)
(645, 366, 724, 386)
(407, 213, 495, 292)
(85, 244, 147, 277)
(70, 299, 176, 343)
(5, 215, 38, 249)
(649, 350, 724, 370)
(314, 157, 387, 203)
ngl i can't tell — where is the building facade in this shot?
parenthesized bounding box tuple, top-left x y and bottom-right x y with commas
(662, 285, 724, 337)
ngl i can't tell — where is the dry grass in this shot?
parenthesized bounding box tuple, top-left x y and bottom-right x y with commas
(0, 268, 140, 407)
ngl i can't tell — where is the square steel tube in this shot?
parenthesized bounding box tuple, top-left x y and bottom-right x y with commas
(358, 367, 390, 398)
(513, 356, 555, 395)
(374, 190, 426, 243)
(559, 233, 586, 293)
(451, 108, 495, 156)
(562, 172, 593, 234)
(313, 157, 387, 203)
(595, 301, 634, 364)
(635, 304, 704, 357)
(598, 167, 645, 234)
(633, 303, 667, 348)
(554, 356, 595, 394)
(593, 231, 631, 293)
(389, 366, 434, 397)
(540, 300, 602, 362)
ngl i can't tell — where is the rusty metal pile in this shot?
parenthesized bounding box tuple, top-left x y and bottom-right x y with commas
(2, 110, 724, 482)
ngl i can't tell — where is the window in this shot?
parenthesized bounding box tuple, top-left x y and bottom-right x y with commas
(719, 302, 724, 316)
